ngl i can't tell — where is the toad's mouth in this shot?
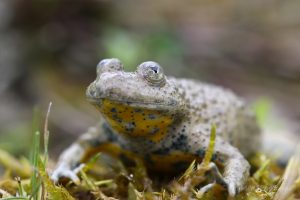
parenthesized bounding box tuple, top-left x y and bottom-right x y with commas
(87, 96, 177, 111)
(86, 82, 180, 111)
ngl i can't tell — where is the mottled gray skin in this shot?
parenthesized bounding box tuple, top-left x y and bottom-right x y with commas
(51, 58, 261, 196)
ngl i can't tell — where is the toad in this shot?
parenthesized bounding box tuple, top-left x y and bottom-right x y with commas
(51, 58, 261, 196)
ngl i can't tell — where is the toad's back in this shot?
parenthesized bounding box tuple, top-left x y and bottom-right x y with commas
(173, 77, 260, 156)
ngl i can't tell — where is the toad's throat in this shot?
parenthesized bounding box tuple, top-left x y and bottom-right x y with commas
(94, 99, 175, 142)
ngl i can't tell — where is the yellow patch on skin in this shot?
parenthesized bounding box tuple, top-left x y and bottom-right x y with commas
(82, 143, 200, 173)
(95, 99, 174, 142)
(81, 142, 137, 163)
(149, 151, 200, 172)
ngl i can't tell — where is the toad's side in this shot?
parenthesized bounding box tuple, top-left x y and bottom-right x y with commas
(51, 59, 261, 196)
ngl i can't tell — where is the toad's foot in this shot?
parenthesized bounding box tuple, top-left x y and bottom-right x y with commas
(50, 163, 85, 185)
(199, 162, 238, 197)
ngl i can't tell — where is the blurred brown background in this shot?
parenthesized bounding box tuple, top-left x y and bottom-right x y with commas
(0, 0, 299, 157)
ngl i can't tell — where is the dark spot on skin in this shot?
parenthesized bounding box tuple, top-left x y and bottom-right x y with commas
(134, 108, 142, 113)
(180, 134, 186, 139)
(170, 134, 188, 151)
(112, 114, 123, 123)
(154, 99, 162, 104)
(148, 114, 156, 120)
(110, 108, 117, 113)
(196, 148, 205, 157)
(213, 151, 225, 164)
(169, 99, 177, 106)
(211, 153, 218, 161)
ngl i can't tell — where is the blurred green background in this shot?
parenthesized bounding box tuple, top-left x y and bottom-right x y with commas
(0, 0, 299, 157)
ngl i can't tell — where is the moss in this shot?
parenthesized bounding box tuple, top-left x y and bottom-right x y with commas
(0, 148, 299, 199)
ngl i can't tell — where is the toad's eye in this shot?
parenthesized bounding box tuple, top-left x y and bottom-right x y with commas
(137, 61, 166, 87)
(97, 58, 124, 75)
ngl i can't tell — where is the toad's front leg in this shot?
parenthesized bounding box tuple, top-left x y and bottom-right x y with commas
(194, 134, 250, 196)
(221, 147, 250, 196)
(51, 124, 120, 184)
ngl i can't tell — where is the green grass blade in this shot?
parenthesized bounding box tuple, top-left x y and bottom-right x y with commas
(202, 123, 216, 167)
(30, 131, 41, 200)
(43, 102, 52, 168)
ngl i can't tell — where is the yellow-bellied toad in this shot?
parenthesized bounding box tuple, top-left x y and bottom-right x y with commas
(51, 58, 261, 196)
